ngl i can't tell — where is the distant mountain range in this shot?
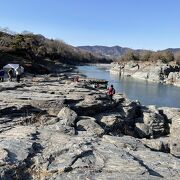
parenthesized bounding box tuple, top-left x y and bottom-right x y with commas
(78, 46, 180, 58)
(164, 48, 180, 53)
(77, 46, 131, 58)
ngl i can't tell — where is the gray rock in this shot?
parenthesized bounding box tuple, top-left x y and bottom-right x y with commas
(0, 126, 36, 163)
(98, 114, 125, 135)
(135, 123, 151, 138)
(77, 116, 104, 136)
(141, 138, 170, 152)
(0, 148, 8, 165)
(58, 107, 78, 127)
(158, 107, 180, 157)
(135, 110, 166, 138)
(31, 99, 65, 116)
(0, 75, 180, 179)
(110, 61, 180, 87)
(45, 117, 60, 125)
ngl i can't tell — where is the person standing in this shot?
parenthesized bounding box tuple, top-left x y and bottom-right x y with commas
(0, 69, 5, 82)
(15, 65, 22, 83)
(8, 68, 14, 81)
(107, 84, 115, 102)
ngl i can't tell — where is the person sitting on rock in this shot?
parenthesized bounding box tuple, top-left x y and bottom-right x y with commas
(107, 84, 115, 102)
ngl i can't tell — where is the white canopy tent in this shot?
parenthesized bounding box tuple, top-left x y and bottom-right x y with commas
(3, 64, 24, 76)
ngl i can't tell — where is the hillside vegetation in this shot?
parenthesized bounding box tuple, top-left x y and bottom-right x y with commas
(0, 31, 111, 74)
(78, 46, 180, 65)
(118, 50, 180, 65)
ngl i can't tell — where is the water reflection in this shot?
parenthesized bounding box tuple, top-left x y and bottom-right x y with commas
(78, 65, 180, 108)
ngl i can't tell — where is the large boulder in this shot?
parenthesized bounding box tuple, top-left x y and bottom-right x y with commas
(135, 108, 166, 138)
(168, 109, 180, 157)
(135, 123, 151, 138)
(98, 114, 125, 135)
(158, 107, 180, 157)
(77, 116, 104, 136)
(57, 107, 78, 127)
(121, 101, 142, 123)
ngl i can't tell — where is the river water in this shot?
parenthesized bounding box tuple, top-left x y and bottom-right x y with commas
(78, 65, 180, 108)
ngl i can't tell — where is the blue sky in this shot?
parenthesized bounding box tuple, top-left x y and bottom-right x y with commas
(0, 0, 180, 50)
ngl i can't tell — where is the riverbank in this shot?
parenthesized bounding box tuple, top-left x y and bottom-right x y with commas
(78, 65, 180, 108)
(110, 61, 180, 87)
(0, 73, 180, 179)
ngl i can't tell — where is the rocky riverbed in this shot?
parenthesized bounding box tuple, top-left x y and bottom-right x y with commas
(0, 73, 180, 179)
(110, 61, 180, 87)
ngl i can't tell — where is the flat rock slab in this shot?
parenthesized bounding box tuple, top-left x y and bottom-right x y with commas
(0, 126, 36, 163)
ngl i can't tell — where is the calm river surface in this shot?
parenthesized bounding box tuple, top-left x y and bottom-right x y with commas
(78, 65, 180, 108)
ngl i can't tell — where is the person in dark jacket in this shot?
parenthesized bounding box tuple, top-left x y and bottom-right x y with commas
(8, 68, 14, 81)
(0, 69, 5, 82)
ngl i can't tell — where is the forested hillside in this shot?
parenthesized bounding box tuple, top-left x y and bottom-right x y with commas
(0, 31, 111, 74)
(117, 50, 180, 65)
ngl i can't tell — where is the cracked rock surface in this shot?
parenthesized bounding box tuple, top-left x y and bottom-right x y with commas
(0, 74, 180, 179)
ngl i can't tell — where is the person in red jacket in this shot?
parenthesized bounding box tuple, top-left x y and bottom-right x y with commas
(107, 84, 115, 102)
